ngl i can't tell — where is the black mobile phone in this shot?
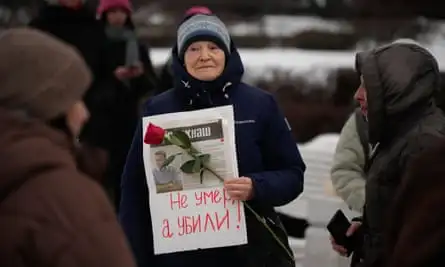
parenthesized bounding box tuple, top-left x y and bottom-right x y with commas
(327, 209, 354, 255)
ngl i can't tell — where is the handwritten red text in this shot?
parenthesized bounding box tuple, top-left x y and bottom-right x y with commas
(169, 192, 188, 210)
(177, 209, 230, 236)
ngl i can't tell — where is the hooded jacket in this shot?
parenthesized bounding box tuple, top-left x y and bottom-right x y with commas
(119, 43, 305, 267)
(354, 42, 445, 267)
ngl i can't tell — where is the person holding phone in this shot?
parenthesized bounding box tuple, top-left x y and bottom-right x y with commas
(96, 0, 159, 210)
(330, 39, 445, 267)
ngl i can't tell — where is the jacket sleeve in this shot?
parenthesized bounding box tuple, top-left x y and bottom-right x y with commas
(248, 94, 306, 207)
(330, 113, 366, 213)
(119, 102, 154, 267)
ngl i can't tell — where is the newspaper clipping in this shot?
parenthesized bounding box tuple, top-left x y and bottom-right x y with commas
(142, 105, 248, 254)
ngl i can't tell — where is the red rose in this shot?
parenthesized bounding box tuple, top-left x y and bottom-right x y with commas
(144, 123, 166, 145)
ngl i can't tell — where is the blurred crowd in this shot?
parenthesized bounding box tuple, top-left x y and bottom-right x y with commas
(25, 0, 192, 209)
(1, 0, 445, 267)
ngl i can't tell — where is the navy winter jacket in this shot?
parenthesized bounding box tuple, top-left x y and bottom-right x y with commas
(119, 43, 305, 267)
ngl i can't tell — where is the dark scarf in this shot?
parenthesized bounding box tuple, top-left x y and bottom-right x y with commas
(105, 25, 140, 67)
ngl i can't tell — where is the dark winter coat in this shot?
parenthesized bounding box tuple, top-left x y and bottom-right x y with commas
(383, 139, 445, 267)
(158, 54, 174, 93)
(0, 109, 135, 267)
(28, 5, 117, 150)
(119, 43, 306, 267)
(354, 42, 445, 267)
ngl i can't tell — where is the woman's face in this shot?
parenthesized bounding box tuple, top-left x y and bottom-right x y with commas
(106, 8, 128, 27)
(354, 75, 368, 117)
(184, 41, 225, 81)
(66, 101, 89, 137)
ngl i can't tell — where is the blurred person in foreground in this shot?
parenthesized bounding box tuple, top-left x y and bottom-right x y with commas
(330, 40, 445, 267)
(96, 0, 159, 210)
(383, 139, 445, 267)
(0, 28, 134, 267)
(157, 5, 213, 93)
(119, 13, 305, 267)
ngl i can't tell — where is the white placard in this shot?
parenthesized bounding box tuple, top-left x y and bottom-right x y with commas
(142, 105, 247, 254)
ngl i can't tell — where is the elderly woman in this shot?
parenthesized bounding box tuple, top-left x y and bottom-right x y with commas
(119, 14, 306, 267)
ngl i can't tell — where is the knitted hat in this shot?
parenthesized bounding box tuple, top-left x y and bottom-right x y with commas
(97, 0, 132, 17)
(0, 28, 92, 120)
(177, 14, 231, 59)
(184, 6, 212, 18)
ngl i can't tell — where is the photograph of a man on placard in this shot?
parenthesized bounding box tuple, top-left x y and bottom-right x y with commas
(152, 150, 183, 193)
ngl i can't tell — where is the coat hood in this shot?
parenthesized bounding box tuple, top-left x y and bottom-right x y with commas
(355, 42, 440, 145)
(171, 41, 244, 110)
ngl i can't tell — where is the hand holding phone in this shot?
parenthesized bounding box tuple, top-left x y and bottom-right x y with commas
(327, 209, 361, 257)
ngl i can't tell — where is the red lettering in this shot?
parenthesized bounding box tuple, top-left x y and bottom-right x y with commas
(175, 210, 231, 236)
(192, 215, 201, 232)
(215, 209, 230, 230)
(204, 213, 216, 232)
(169, 192, 188, 210)
(194, 191, 203, 206)
(223, 188, 236, 209)
(194, 189, 223, 206)
(161, 219, 173, 238)
(237, 200, 242, 223)
(177, 216, 193, 236)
